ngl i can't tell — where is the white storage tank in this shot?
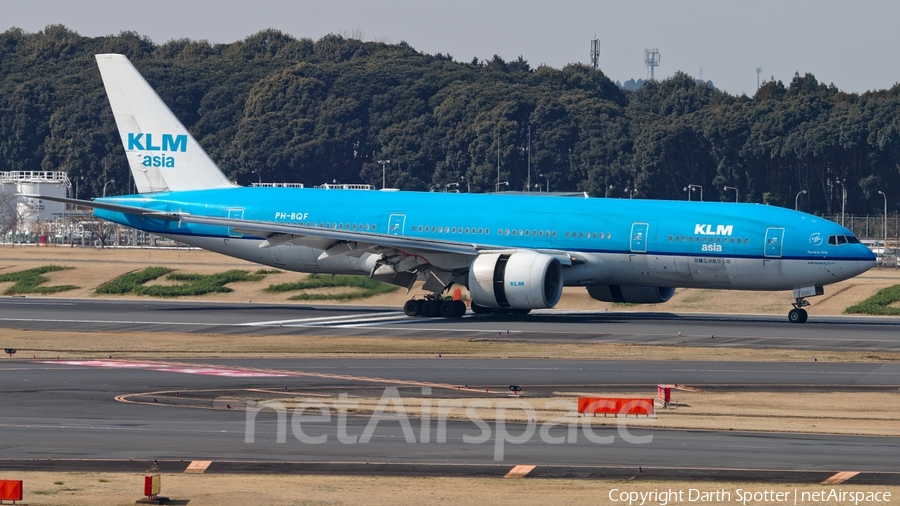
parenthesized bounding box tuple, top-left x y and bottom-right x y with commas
(0, 171, 70, 231)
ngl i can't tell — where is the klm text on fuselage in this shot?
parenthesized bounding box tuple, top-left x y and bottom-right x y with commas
(128, 133, 187, 168)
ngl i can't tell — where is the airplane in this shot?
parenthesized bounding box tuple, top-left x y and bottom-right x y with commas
(33, 54, 876, 323)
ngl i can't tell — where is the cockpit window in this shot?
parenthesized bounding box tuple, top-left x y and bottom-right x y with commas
(828, 235, 859, 245)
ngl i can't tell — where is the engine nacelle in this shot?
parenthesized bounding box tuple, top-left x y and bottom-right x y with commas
(587, 285, 675, 304)
(468, 251, 564, 309)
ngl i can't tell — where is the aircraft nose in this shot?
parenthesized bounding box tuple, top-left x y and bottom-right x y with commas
(858, 259, 877, 274)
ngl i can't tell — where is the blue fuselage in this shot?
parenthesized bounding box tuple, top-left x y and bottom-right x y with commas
(95, 188, 875, 291)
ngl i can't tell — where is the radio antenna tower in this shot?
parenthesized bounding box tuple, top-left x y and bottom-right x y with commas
(644, 47, 660, 80)
(756, 66, 762, 89)
(590, 36, 600, 70)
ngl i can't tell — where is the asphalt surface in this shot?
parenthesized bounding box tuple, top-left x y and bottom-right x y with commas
(1, 358, 899, 483)
(2, 298, 899, 482)
(2, 297, 900, 351)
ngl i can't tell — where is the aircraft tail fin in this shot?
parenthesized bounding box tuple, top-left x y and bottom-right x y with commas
(95, 54, 235, 193)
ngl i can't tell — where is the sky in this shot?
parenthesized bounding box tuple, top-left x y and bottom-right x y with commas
(2, 0, 899, 95)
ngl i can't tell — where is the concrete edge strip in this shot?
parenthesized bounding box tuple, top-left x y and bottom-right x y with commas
(821, 471, 860, 485)
(504, 465, 536, 479)
(183, 461, 212, 474)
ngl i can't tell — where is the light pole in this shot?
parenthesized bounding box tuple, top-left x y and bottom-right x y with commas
(836, 179, 846, 226)
(795, 189, 807, 211)
(460, 175, 470, 193)
(684, 184, 702, 201)
(624, 187, 636, 199)
(878, 190, 887, 248)
(539, 173, 549, 193)
(724, 186, 738, 203)
(251, 170, 262, 185)
(445, 182, 460, 193)
(377, 159, 391, 189)
(103, 179, 115, 197)
(606, 185, 614, 198)
(495, 181, 509, 193)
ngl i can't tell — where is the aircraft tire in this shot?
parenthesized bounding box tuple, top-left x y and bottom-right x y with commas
(403, 300, 420, 317)
(788, 308, 806, 323)
(439, 300, 457, 318)
(422, 300, 440, 318)
(452, 300, 467, 317)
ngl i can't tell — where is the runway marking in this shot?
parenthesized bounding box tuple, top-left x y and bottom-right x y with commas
(821, 471, 859, 484)
(45, 359, 504, 395)
(241, 312, 404, 326)
(40, 360, 289, 378)
(505, 465, 536, 478)
(184, 461, 212, 474)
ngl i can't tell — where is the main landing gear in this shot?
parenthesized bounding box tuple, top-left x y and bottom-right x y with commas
(403, 295, 467, 318)
(788, 297, 810, 324)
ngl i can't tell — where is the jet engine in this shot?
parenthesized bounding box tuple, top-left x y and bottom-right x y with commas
(468, 251, 563, 309)
(587, 285, 675, 304)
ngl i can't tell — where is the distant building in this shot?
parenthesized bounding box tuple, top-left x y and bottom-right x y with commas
(0, 171, 70, 232)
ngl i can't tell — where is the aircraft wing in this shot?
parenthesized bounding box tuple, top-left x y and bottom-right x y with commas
(27, 194, 574, 267)
(177, 214, 482, 257)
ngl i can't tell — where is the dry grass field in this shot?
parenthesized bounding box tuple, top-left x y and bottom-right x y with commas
(2, 245, 899, 314)
(8, 471, 898, 506)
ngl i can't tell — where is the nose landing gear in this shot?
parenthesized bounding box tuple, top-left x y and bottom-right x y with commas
(787, 285, 823, 323)
(788, 297, 811, 323)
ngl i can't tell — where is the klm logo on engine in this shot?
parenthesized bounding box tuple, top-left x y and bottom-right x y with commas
(127, 133, 187, 168)
(694, 224, 734, 236)
(509, 281, 525, 287)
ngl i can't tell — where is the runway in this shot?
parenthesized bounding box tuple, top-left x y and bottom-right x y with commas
(1, 358, 899, 483)
(2, 298, 899, 483)
(2, 297, 900, 350)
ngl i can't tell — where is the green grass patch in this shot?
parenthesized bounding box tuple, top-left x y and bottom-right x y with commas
(265, 273, 398, 301)
(137, 270, 267, 297)
(94, 268, 270, 297)
(845, 285, 900, 315)
(0, 265, 79, 294)
(95, 267, 173, 294)
(255, 268, 282, 274)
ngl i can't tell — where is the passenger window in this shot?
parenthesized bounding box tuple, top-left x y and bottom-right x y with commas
(552, 231, 557, 237)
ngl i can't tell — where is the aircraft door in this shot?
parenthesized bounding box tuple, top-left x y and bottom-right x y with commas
(227, 208, 244, 237)
(388, 214, 406, 236)
(764, 227, 785, 258)
(630, 223, 648, 252)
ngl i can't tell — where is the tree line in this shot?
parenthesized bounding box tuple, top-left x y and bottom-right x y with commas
(1, 25, 899, 216)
